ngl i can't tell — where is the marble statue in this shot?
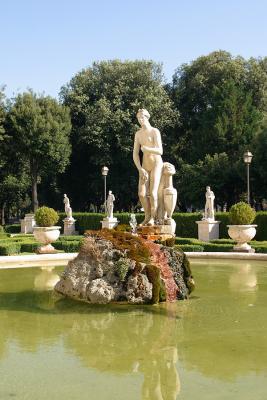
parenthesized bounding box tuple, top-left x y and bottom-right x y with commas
(133, 109, 163, 226)
(63, 194, 73, 220)
(157, 162, 177, 224)
(129, 213, 138, 234)
(204, 186, 215, 221)
(106, 190, 115, 219)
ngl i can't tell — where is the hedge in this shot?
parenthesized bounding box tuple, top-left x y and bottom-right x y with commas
(20, 242, 40, 253)
(202, 243, 233, 252)
(61, 240, 81, 252)
(4, 224, 21, 234)
(175, 244, 204, 252)
(0, 242, 21, 255)
(53, 240, 81, 252)
(6, 211, 267, 240)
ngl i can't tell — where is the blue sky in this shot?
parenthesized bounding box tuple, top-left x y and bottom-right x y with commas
(1, 0, 267, 98)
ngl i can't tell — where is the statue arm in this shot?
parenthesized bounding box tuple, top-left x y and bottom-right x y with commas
(133, 133, 142, 172)
(141, 129, 163, 155)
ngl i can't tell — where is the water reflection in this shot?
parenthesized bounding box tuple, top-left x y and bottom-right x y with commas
(34, 267, 60, 291)
(229, 263, 258, 292)
(1, 264, 267, 398)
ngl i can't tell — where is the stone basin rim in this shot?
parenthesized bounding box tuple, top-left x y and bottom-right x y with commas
(1, 251, 267, 269)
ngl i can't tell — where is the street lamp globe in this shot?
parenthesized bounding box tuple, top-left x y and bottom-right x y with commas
(243, 151, 253, 164)
(101, 166, 109, 176)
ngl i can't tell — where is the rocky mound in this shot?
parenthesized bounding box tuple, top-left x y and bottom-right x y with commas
(55, 230, 194, 304)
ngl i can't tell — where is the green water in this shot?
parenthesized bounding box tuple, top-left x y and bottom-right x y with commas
(0, 260, 267, 400)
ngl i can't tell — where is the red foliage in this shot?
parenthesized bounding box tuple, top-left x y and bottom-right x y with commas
(145, 240, 178, 302)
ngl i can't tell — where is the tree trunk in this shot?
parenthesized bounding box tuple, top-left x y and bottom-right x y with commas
(31, 161, 39, 212)
(1, 203, 5, 226)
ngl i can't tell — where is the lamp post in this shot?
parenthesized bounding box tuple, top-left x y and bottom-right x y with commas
(243, 151, 253, 204)
(101, 166, 109, 214)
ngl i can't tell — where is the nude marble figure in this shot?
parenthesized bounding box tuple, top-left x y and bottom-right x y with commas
(133, 109, 163, 226)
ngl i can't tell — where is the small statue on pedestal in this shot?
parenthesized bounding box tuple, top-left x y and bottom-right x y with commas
(64, 194, 74, 220)
(106, 191, 115, 219)
(63, 194, 77, 235)
(203, 186, 215, 221)
(101, 190, 118, 229)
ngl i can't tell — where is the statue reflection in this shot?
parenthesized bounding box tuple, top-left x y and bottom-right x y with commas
(63, 302, 182, 400)
(0, 266, 189, 399)
(229, 263, 258, 292)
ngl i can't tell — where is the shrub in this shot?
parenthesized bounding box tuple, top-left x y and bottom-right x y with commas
(175, 244, 204, 252)
(0, 242, 21, 255)
(20, 242, 40, 253)
(175, 237, 201, 245)
(60, 240, 81, 252)
(254, 212, 267, 241)
(228, 202, 256, 225)
(210, 239, 234, 244)
(59, 235, 83, 241)
(253, 246, 267, 253)
(35, 206, 59, 227)
(114, 258, 130, 281)
(4, 224, 21, 233)
(202, 243, 233, 252)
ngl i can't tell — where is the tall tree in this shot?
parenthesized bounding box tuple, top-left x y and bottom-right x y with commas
(60, 60, 178, 210)
(6, 92, 71, 211)
(171, 51, 265, 165)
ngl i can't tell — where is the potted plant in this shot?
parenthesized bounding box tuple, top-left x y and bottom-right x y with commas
(33, 206, 61, 253)
(227, 202, 257, 253)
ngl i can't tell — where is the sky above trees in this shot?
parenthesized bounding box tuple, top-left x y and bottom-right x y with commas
(1, 0, 267, 98)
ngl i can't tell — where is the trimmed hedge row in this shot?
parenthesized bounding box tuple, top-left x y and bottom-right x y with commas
(175, 244, 204, 252)
(5, 211, 267, 240)
(4, 224, 21, 233)
(0, 234, 83, 255)
(0, 242, 21, 255)
(175, 237, 267, 253)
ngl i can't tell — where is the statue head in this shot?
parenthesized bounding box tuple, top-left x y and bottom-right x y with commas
(163, 162, 176, 176)
(206, 186, 211, 192)
(136, 109, 150, 127)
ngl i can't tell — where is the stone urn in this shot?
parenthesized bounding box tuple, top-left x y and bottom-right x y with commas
(227, 225, 257, 253)
(33, 226, 61, 253)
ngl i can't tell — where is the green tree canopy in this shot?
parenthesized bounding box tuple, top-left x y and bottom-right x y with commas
(176, 153, 246, 210)
(5, 92, 71, 211)
(60, 60, 178, 210)
(171, 51, 265, 165)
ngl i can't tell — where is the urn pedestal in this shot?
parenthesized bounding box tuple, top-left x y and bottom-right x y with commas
(33, 226, 61, 254)
(227, 225, 257, 253)
(196, 220, 220, 242)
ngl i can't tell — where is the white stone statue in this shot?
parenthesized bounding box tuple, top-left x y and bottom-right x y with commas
(129, 213, 138, 234)
(133, 109, 163, 226)
(204, 186, 215, 221)
(106, 190, 115, 219)
(64, 194, 73, 220)
(157, 162, 177, 225)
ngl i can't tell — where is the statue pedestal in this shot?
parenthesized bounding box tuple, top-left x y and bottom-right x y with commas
(63, 218, 78, 236)
(20, 214, 36, 234)
(137, 221, 176, 241)
(101, 217, 118, 230)
(196, 220, 220, 242)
